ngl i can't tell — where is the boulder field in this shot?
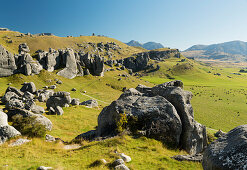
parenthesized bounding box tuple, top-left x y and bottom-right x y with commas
(0, 43, 182, 79)
(0, 44, 105, 79)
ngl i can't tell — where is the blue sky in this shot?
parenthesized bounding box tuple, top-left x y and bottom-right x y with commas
(1, 0, 247, 50)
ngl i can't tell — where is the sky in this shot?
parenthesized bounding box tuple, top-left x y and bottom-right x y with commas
(1, 0, 247, 50)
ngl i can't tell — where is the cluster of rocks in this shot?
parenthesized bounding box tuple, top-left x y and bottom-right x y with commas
(0, 44, 105, 79)
(36, 47, 104, 78)
(2, 83, 53, 131)
(77, 41, 121, 53)
(105, 49, 181, 72)
(76, 80, 207, 155)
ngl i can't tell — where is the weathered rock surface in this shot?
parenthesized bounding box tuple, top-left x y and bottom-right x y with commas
(46, 91, 71, 115)
(123, 53, 149, 72)
(80, 99, 98, 108)
(115, 164, 130, 170)
(151, 81, 207, 154)
(7, 109, 52, 131)
(75, 130, 96, 141)
(57, 48, 78, 79)
(97, 88, 182, 147)
(120, 153, 131, 162)
(71, 98, 80, 105)
(37, 166, 53, 170)
(171, 153, 203, 162)
(0, 45, 16, 77)
(79, 53, 104, 76)
(0, 111, 21, 144)
(96, 80, 207, 154)
(202, 124, 247, 170)
(20, 82, 36, 93)
(9, 138, 31, 147)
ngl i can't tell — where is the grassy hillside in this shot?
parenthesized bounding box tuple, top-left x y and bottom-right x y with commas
(142, 56, 247, 132)
(0, 31, 144, 59)
(0, 68, 203, 169)
(0, 31, 243, 169)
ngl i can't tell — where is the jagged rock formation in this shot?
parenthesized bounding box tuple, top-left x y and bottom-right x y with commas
(202, 124, 247, 170)
(105, 49, 181, 72)
(0, 44, 105, 79)
(0, 45, 17, 77)
(77, 81, 207, 154)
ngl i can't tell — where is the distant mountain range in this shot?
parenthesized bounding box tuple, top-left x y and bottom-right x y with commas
(182, 41, 247, 63)
(126, 40, 164, 50)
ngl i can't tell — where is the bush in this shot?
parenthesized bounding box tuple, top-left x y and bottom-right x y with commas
(115, 113, 128, 133)
(12, 115, 46, 138)
(207, 132, 216, 144)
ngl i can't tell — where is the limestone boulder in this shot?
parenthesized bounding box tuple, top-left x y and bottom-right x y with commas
(202, 125, 247, 170)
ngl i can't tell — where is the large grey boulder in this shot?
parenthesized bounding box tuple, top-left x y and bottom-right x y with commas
(5, 86, 23, 97)
(16, 53, 42, 76)
(7, 109, 52, 131)
(44, 49, 60, 72)
(79, 53, 104, 76)
(123, 53, 149, 72)
(97, 88, 182, 147)
(0, 111, 9, 126)
(0, 125, 21, 144)
(80, 99, 98, 108)
(20, 82, 36, 93)
(95, 80, 206, 154)
(151, 80, 207, 154)
(37, 89, 54, 102)
(57, 48, 77, 79)
(46, 91, 71, 115)
(0, 45, 16, 77)
(5, 98, 25, 110)
(46, 91, 71, 108)
(2, 91, 20, 104)
(202, 125, 247, 170)
(0, 111, 21, 144)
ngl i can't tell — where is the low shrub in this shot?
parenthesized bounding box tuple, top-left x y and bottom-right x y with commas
(12, 115, 46, 138)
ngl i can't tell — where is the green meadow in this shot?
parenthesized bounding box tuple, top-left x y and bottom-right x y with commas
(0, 32, 246, 169)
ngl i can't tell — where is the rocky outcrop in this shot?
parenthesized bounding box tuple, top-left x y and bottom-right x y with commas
(0, 45, 17, 77)
(123, 53, 149, 72)
(79, 53, 104, 76)
(7, 108, 52, 131)
(46, 91, 71, 115)
(151, 81, 207, 154)
(0, 44, 105, 79)
(3, 83, 45, 115)
(80, 99, 98, 108)
(95, 80, 207, 154)
(20, 82, 36, 93)
(57, 48, 78, 79)
(202, 124, 247, 170)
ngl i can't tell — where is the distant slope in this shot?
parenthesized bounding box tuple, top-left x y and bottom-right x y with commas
(0, 31, 145, 59)
(182, 41, 247, 64)
(126, 40, 164, 50)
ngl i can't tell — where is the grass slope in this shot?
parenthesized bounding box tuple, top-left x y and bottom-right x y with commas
(142, 57, 247, 132)
(0, 31, 144, 59)
(0, 69, 203, 169)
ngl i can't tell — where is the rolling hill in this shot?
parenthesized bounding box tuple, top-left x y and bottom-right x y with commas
(182, 40, 247, 65)
(0, 30, 246, 169)
(126, 40, 164, 50)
